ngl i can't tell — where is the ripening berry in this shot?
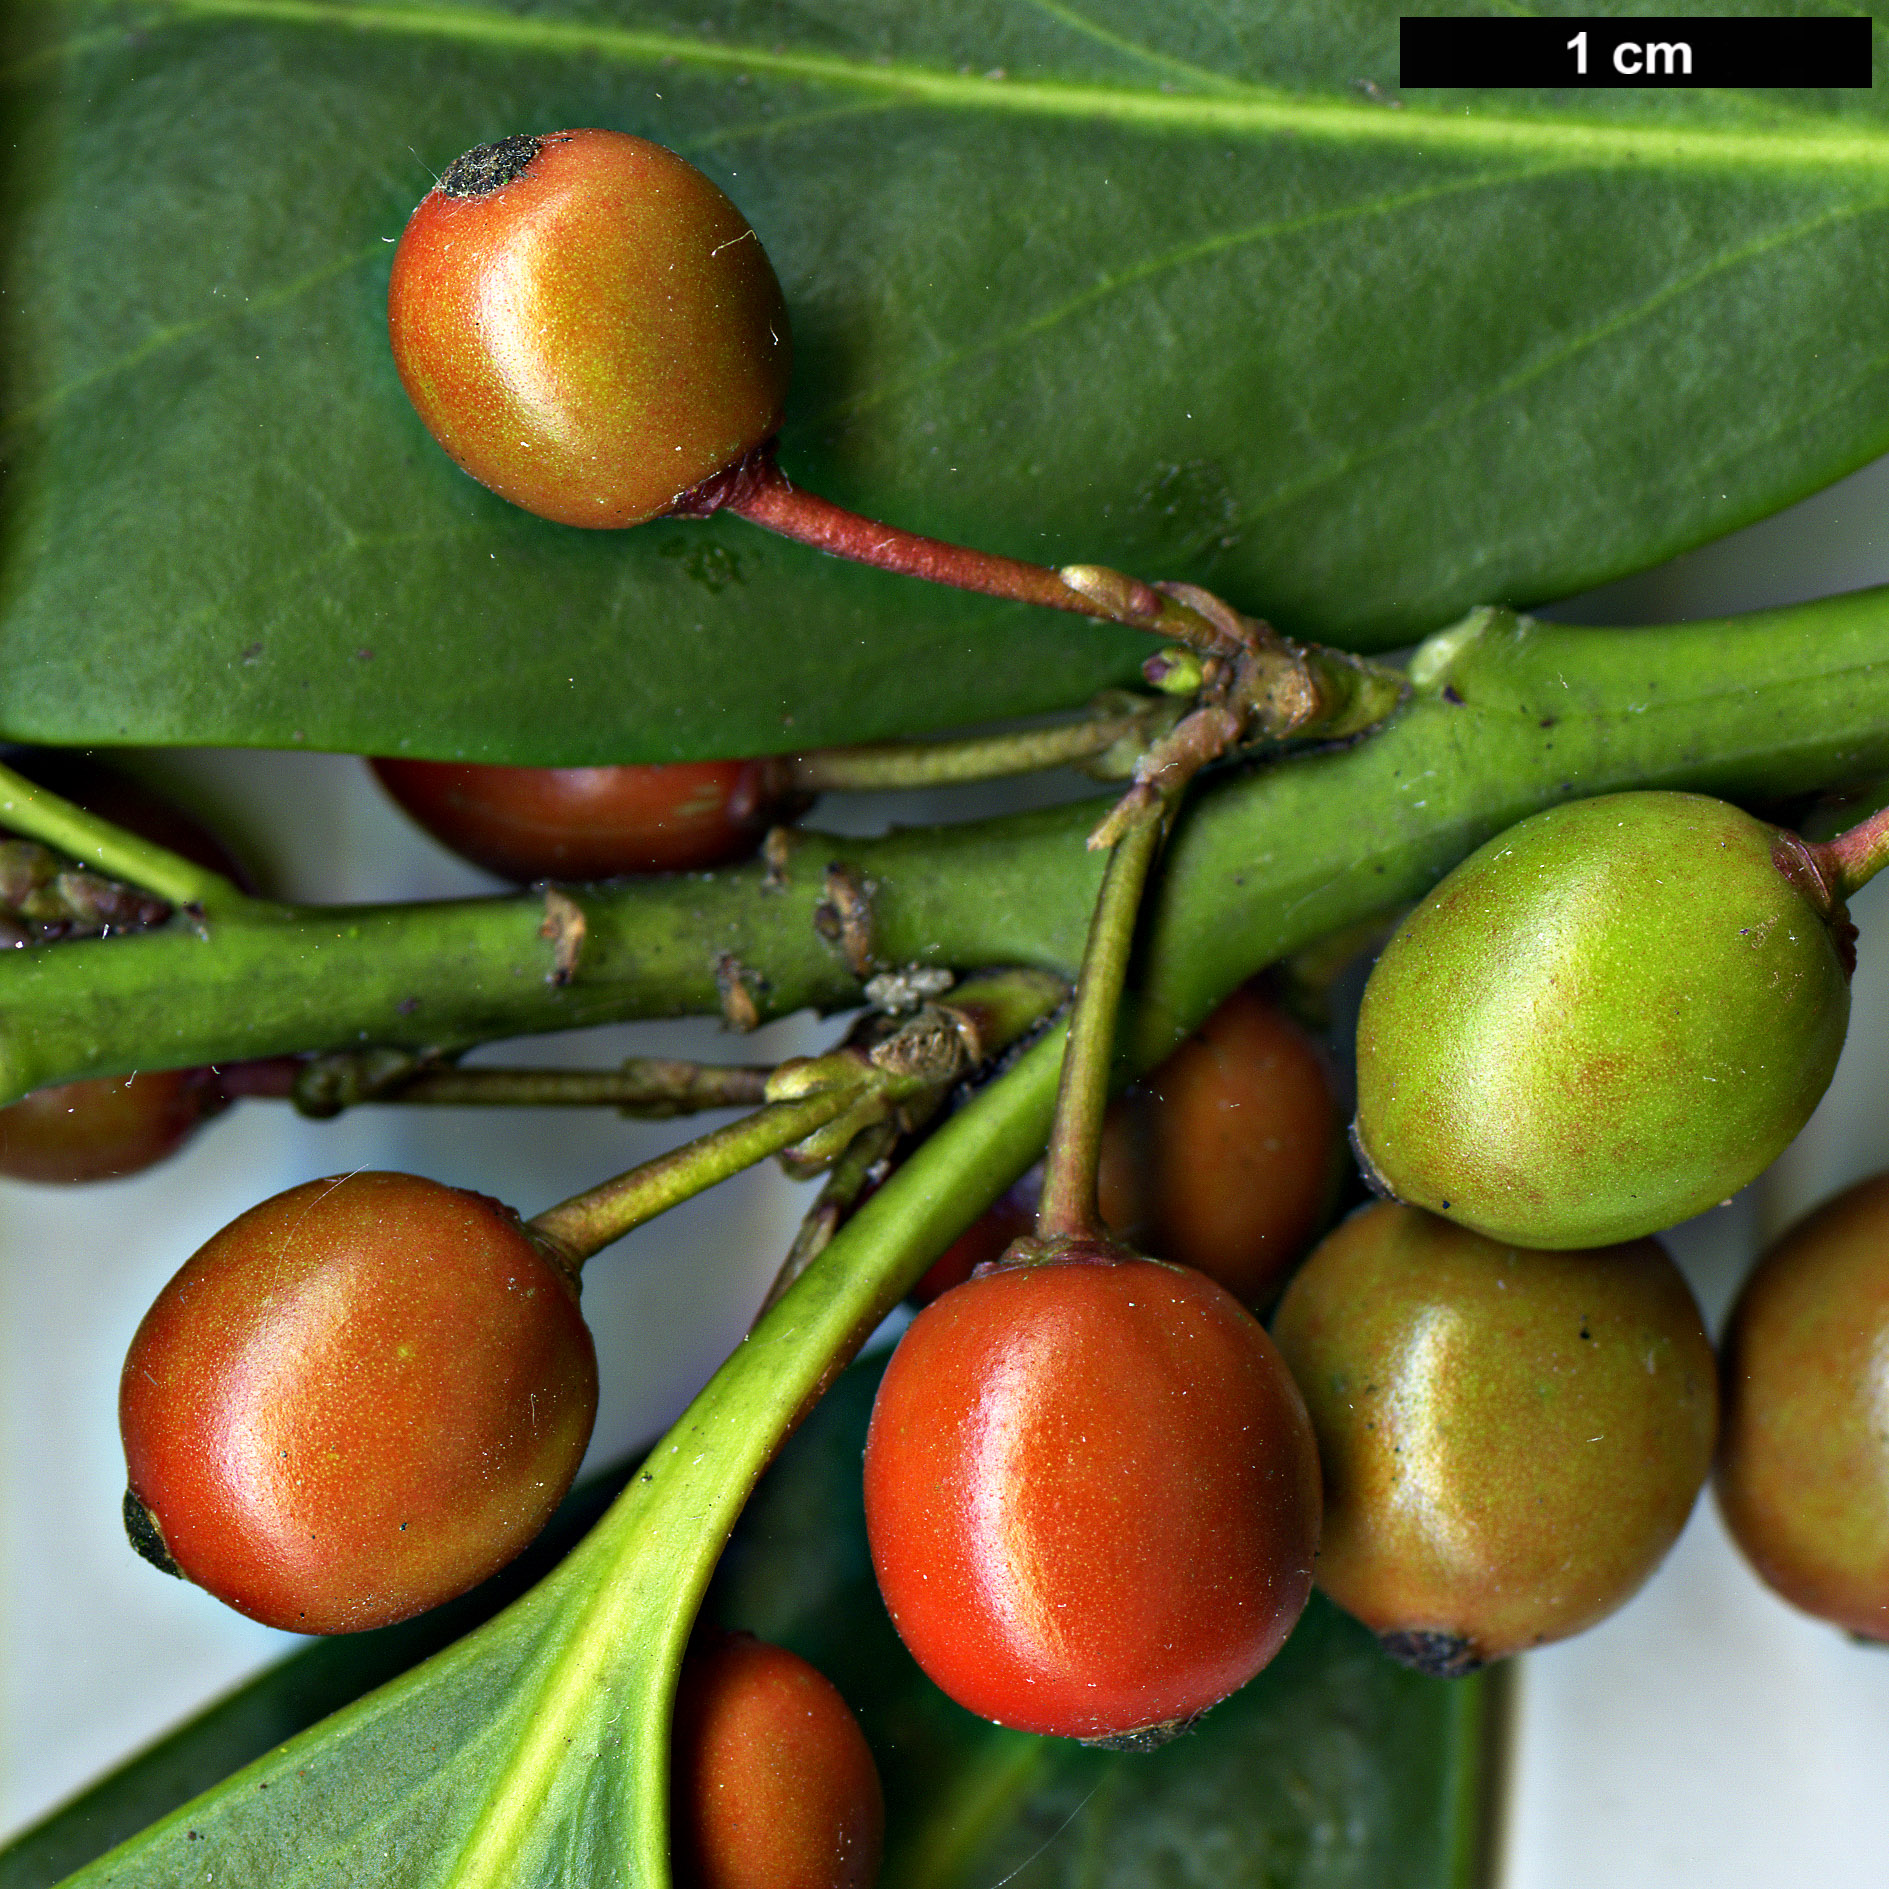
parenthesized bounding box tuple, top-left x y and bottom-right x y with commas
(865, 1246, 1320, 1741)
(673, 1632, 884, 1889)
(1273, 1202, 1717, 1672)
(121, 1171, 598, 1632)
(389, 130, 791, 528)
(370, 755, 794, 880)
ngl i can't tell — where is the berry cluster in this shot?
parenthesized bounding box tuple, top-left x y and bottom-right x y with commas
(14, 122, 1889, 1889)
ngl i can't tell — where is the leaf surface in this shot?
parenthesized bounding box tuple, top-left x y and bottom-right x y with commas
(0, 1468, 633, 1889)
(1, 0, 1886, 759)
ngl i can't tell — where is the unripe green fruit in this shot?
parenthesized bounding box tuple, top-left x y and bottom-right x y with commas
(1717, 1171, 1889, 1638)
(120, 1171, 598, 1632)
(1271, 1202, 1717, 1672)
(1354, 791, 1851, 1249)
(388, 130, 791, 528)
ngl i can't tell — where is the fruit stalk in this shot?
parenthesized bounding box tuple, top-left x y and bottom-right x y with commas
(700, 444, 1388, 678)
(526, 968, 1066, 1265)
(1810, 794, 1889, 898)
(780, 694, 1180, 792)
(688, 448, 1163, 627)
(0, 759, 246, 911)
(525, 1085, 880, 1266)
(266, 1049, 775, 1119)
(756, 1118, 900, 1316)
(1035, 807, 1170, 1244)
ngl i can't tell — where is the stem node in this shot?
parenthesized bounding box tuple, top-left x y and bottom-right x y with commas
(812, 863, 879, 979)
(715, 953, 765, 1032)
(539, 888, 586, 985)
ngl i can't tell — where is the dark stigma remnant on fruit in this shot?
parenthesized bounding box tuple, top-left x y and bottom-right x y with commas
(441, 135, 545, 199)
(1379, 1628, 1482, 1679)
(122, 1489, 181, 1580)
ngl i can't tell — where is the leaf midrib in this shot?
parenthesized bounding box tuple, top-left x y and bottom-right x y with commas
(88, 0, 1889, 179)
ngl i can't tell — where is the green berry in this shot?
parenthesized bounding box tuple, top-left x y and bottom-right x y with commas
(1354, 791, 1851, 1248)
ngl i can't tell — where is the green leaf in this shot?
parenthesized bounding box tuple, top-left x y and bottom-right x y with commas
(2, 1, 1886, 760)
(0, 1467, 637, 1889)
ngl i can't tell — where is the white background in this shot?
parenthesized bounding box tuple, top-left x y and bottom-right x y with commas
(6, 460, 1889, 1882)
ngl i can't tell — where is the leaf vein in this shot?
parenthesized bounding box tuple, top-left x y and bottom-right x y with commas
(1010, 0, 1245, 94)
(814, 158, 1575, 427)
(84, 0, 1889, 179)
(1227, 194, 1889, 533)
(0, 244, 380, 436)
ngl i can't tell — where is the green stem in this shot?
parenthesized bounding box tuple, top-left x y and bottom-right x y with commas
(8, 598, 1889, 1102)
(284, 1051, 772, 1118)
(527, 966, 1069, 1266)
(756, 1116, 900, 1317)
(526, 1086, 870, 1265)
(1034, 809, 1169, 1244)
(0, 760, 247, 910)
(784, 700, 1171, 792)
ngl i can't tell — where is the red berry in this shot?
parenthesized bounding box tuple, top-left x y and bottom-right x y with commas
(0, 1068, 226, 1184)
(863, 1247, 1320, 1741)
(370, 755, 793, 880)
(1098, 981, 1339, 1306)
(388, 130, 791, 528)
(673, 1632, 884, 1889)
(120, 1171, 597, 1632)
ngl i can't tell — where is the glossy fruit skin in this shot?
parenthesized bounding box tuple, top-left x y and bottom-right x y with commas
(389, 129, 791, 528)
(673, 1632, 884, 1889)
(370, 755, 793, 880)
(864, 1249, 1321, 1739)
(120, 1171, 597, 1632)
(1272, 1202, 1716, 1671)
(1717, 1172, 1889, 1638)
(1355, 791, 1851, 1249)
(0, 1068, 226, 1183)
(1098, 981, 1339, 1305)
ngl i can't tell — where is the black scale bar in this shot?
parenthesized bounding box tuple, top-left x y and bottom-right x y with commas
(1400, 16, 1871, 89)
